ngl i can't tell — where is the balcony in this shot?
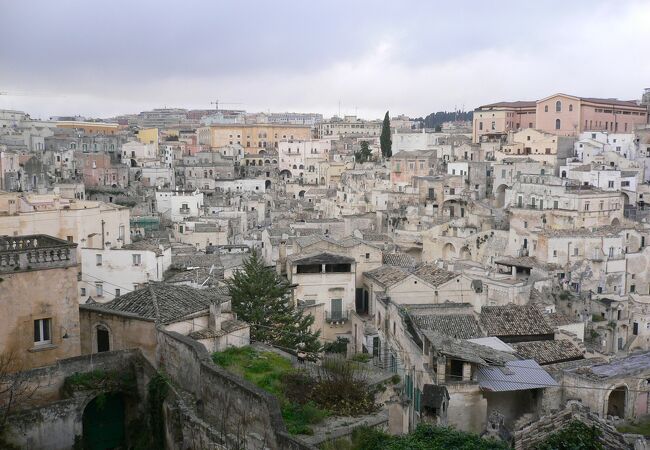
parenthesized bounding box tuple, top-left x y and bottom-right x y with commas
(326, 310, 350, 324)
(179, 207, 191, 216)
(0, 235, 78, 274)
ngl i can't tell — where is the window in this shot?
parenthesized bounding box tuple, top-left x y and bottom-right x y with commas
(81, 287, 86, 296)
(569, 104, 573, 112)
(491, 121, 495, 131)
(544, 105, 548, 112)
(67, 236, 74, 243)
(365, 253, 370, 260)
(608, 181, 614, 188)
(34, 318, 52, 345)
(115, 288, 121, 297)
(553, 250, 557, 257)
(555, 101, 562, 112)
(96, 283, 103, 297)
(119, 225, 125, 241)
(584, 202, 590, 211)
(479, 122, 483, 130)
(96, 254, 102, 266)
(555, 119, 561, 130)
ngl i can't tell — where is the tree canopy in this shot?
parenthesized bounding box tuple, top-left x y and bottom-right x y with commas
(226, 250, 321, 353)
(355, 141, 373, 163)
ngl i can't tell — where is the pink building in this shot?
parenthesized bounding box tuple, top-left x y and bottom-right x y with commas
(76, 152, 129, 188)
(474, 93, 648, 143)
(535, 94, 647, 137)
(390, 150, 437, 185)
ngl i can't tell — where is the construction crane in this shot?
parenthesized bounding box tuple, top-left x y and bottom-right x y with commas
(210, 100, 243, 111)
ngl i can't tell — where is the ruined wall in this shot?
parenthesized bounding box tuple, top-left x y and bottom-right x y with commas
(2, 349, 148, 450)
(156, 328, 315, 450)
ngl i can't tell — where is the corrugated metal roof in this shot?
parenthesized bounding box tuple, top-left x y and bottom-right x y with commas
(477, 359, 558, 392)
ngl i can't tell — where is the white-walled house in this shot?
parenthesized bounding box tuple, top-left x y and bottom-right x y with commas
(214, 179, 266, 194)
(278, 139, 330, 179)
(80, 241, 172, 303)
(155, 189, 204, 222)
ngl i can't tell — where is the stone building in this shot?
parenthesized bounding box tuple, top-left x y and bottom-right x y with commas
(0, 234, 81, 369)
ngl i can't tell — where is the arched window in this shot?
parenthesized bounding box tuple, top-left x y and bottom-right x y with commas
(555, 101, 562, 112)
(555, 119, 561, 130)
(569, 104, 573, 112)
(544, 105, 548, 112)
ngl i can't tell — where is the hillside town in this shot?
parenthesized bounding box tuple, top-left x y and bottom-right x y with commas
(2, 88, 650, 449)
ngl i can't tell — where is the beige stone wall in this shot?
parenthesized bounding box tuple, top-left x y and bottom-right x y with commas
(79, 309, 158, 364)
(0, 266, 81, 370)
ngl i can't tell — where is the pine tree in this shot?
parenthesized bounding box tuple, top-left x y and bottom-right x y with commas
(226, 250, 321, 353)
(354, 140, 372, 163)
(380, 111, 392, 158)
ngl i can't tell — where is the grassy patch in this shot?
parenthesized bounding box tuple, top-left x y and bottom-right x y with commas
(212, 346, 328, 435)
(617, 418, 650, 435)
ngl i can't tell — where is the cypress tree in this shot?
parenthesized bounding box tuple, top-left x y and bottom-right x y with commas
(380, 111, 392, 158)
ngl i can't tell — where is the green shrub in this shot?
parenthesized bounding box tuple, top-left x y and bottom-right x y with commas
(351, 353, 372, 363)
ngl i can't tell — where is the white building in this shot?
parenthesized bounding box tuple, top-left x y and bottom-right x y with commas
(155, 189, 204, 222)
(80, 241, 172, 303)
(214, 179, 266, 194)
(122, 141, 158, 167)
(278, 139, 330, 179)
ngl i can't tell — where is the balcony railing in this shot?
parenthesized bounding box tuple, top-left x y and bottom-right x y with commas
(0, 235, 77, 274)
(326, 310, 350, 323)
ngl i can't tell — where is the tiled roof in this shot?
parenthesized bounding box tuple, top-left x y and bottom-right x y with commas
(420, 330, 516, 366)
(383, 252, 417, 268)
(545, 312, 579, 327)
(411, 314, 483, 339)
(412, 264, 457, 287)
(290, 252, 355, 265)
(165, 267, 223, 286)
(512, 340, 584, 365)
(364, 265, 410, 288)
(81, 282, 230, 324)
(480, 305, 554, 338)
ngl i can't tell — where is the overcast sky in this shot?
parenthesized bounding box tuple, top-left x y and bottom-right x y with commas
(1, 0, 649, 120)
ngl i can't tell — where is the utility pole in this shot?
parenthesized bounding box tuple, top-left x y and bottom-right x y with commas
(101, 220, 105, 249)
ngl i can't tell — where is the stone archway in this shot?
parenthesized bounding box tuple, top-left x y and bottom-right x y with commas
(495, 184, 507, 208)
(607, 386, 628, 418)
(279, 169, 292, 180)
(83, 393, 125, 449)
(265, 179, 272, 190)
(611, 217, 621, 227)
(298, 190, 306, 199)
(442, 242, 457, 260)
(459, 246, 471, 260)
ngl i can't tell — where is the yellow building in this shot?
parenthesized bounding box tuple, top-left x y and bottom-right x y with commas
(56, 121, 120, 135)
(137, 127, 159, 147)
(198, 124, 312, 152)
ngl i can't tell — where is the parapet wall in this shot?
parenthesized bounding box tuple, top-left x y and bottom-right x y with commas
(156, 328, 315, 450)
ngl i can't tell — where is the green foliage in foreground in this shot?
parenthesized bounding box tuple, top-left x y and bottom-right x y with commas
(212, 346, 328, 435)
(535, 420, 603, 450)
(322, 424, 509, 450)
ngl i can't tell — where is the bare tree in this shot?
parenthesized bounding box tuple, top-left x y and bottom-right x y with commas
(0, 350, 39, 427)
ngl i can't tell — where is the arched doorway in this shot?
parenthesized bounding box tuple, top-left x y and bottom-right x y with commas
(607, 386, 627, 418)
(83, 393, 125, 449)
(96, 325, 110, 353)
(279, 169, 292, 180)
(442, 242, 457, 259)
(611, 217, 621, 227)
(298, 190, 306, 199)
(459, 246, 471, 260)
(495, 184, 507, 208)
(265, 180, 272, 190)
